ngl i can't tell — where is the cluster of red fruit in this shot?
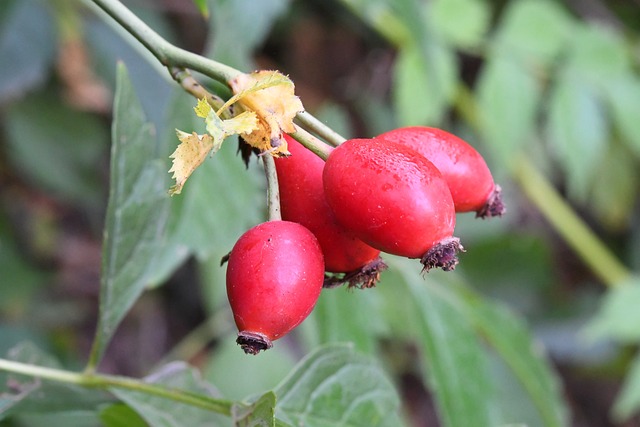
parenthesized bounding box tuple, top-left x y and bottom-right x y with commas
(225, 126, 505, 354)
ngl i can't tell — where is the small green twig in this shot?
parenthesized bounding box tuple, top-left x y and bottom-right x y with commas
(290, 125, 333, 161)
(513, 158, 630, 287)
(0, 358, 233, 416)
(90, 0, 240, 84)
(262, 154, 282, 221)
(295, 111, 347, 147)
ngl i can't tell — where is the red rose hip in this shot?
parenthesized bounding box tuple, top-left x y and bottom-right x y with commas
(322, 137, 462, 271)
(226, 220, 324, 354)
(377, 126, 505, 218)
(275, 135, 385, 288)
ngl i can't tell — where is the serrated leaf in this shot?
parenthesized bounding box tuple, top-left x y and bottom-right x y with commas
(395, 260, 499, 427)
(170, 97, 258, 195)
(274, 343, 403, 427)
(194, 98, 212, 118)
(232, 391, 277, 427)
(145, 91, 263, 290)
(495, 0, 574, 67)
(393, 43, 457, 126)
(228, 71, 303, 156)
(476, 53, 541, 163)
(169, 131, 215, 195)
(205, 111, 258, 143)
(430, 0, 490, 49)
(109, 362, 229, 427)
(584, 277, 640, 344)
(546, 74, 608, 202)
(88, 63, 171, 367)
(565, 24, 631, 84)
(460, 289, 570, 427)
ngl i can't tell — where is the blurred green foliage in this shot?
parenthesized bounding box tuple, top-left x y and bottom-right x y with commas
(1, 0, 640, 426)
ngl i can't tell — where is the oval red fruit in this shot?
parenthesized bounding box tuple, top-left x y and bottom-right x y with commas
(323, 137, 462, 271)
(377, 126, 505, 218)
(275, 135, 383, 287)
(226, 221, 324, 354)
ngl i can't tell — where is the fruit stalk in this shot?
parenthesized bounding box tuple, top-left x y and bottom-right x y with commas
(262, 153, 282, 222)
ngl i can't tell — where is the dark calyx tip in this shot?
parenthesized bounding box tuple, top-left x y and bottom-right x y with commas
(421, 237, 465, 273)
(236, 331, 273, 355)
(476, 185, 506, 219)
(323, 257, 388, 290)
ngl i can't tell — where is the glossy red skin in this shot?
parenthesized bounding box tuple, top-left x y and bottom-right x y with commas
(226, 221, 324, 341)
(377, 127, 495, 213)
(274, 135, 380, 273)
(323, 138, 456, 258)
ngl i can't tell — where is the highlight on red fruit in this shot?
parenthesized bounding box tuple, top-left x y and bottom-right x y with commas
(322, 137, 463, 272)
(225, 220, 324, 354)
(274, 135, 385, 288)
(377, 126, 505, 218)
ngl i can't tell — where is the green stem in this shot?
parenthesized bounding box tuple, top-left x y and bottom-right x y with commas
(295, 111, 347, 147)
(513, 158, 630, 287)
(290, 125, 333, 161)
(0, 358, 233, 415)
(263, 154, 282, 221)
(90, 0, 240, 83)
(90, 0, 346, 155)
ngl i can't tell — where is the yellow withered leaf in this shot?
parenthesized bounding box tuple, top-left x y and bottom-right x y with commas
(169, 109, 259, 195)
(169, 130, 215, 195)
(229, 70, 304, 156)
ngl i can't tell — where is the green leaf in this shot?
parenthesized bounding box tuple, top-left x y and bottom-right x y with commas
(191, 0, 209, 18)
(393, 43, 457, 126)
(0, 342, 111, 420)
(565, 24, 631, 84)
(4, 89, 108, 207)
(100, 403, 148, 427)
(588, 142, 639, 230)
(613, 352, 640, 422)
(0, 0, 56, 101)
(109, 361, 229, 427)
(495, 0, 574, 67)
(274, 343, 404, 426)
(338, 0, 409, 46)
(461, 289, 570, 427)
(144, 91, 263, 290)
(476, 54, 541, 164)
(396, 260, 499, 427)
(88, 63, 171, 367)
(546, 74, 608, 202)
(205, 334, 296, 402)
(606, 76, 640, 157)
(232, 391, 277, 427)
(430, 0, 490, 49)
(300, 285, 384, 355)
(208, 0, 290, 70)
(584, 277, 640, 344)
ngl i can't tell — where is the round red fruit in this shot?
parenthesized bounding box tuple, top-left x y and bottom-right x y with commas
(275, 135, 384, 287)
(377, 126, 505, 218)
(322, 137, 462, 271)
(226, 221, 324, 354)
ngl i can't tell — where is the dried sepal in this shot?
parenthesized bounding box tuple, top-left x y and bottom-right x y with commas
(228, 70, 304, 156)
